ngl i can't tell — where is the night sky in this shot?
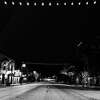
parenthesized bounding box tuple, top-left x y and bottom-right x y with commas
(0, 9, 99, 71)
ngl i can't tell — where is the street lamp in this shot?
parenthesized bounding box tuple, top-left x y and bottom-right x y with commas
(20, 63, 27, 84)
(21, 63, 27, 76)
(33, 71, 39, 81)
(22, 63, 26, 68)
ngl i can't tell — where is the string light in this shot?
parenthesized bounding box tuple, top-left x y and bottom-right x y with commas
(4, 1, 7, 5)
(2, 1, 96, 7)
(49, 2, 51, 6)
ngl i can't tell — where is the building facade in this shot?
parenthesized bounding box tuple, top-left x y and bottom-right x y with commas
(0, 60, 21, 85)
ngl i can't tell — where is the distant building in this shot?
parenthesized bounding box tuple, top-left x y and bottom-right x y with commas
(0, 59, 15, 84)
(13, 70, 22, 84)
(0, 58, 22, 85)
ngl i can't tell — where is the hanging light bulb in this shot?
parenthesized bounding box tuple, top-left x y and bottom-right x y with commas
(78, 2, 81, 5)
(19, 2, 22, 6)
(56, 2, 59, 6)
(4, 1, 7, 5)
(71, 2, 74, 5)
(12, 1, 15, 5)
(34, 2, 36, 6)
(86, 1, 88, 5)
(26, 2, 29, 6)
(49, 2, 51, 6)
(41, 2, 44, 6)
(94, 1, 96, 4)
(64, 2, 66, 6)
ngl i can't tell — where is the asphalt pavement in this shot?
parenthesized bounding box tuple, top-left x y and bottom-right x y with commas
(0, 82, 95, 100)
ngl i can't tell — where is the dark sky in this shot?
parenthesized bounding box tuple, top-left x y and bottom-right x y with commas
(0, 9, 98, 64)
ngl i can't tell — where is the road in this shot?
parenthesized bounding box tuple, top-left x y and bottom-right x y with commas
(0, 83, 97, 100)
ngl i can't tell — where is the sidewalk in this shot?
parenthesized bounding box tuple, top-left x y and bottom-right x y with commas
(61, 84, 100, 90)
(0, 84, 9, 88)
(0, 83, 24, 88)
(72, 88, 100, 100)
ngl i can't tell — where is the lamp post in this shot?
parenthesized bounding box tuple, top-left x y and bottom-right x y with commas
(20, 63, 26, 84)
